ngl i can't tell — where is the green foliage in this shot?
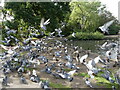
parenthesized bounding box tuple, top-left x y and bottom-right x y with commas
(2, 1, 120, 41)
(68, 31, 104, 40)
(68, 1, 101, 32)
(5, 2, 70, 32)
(109, 22, 120, 35)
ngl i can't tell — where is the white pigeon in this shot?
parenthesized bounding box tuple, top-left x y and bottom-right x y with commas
(79, 54, 88, 64)
(40, 18, 50, 30)
(99, 20, 115, 34)
(32, 69, 37, 76)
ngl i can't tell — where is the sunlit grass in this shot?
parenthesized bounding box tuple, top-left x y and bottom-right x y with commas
(40, 79, 70, 88)
(95, 72, 119, 88)
(75, 72, 89, 78)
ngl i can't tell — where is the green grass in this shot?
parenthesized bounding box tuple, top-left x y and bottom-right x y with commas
(63, 68, 72, 72)
(95, 76, 119, 88)
(75, 72, 90, 78)
(40, 79, 70, 88)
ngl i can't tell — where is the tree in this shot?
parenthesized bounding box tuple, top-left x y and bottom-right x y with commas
(68, 1, 101, 33)
(4, 2, 70, 33)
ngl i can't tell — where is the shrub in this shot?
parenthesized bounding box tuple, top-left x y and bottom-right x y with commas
(68, 31, 104, 40)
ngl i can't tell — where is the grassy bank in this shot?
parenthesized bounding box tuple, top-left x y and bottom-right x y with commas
(68, 32, 104, 40)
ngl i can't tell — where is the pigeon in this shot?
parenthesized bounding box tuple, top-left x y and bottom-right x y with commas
(87, 70, 94, 78)
(72, 32, 76, 38)
(67, 70, 77, 77)
(112, 86, 116, 90)
(114, 74, 120, 85)
(79, 54, 88, 64)
(39, 81, 50, 89)
(2, 76, 8, 86)
(40, 18, 50, 30)
(20, 76, 28, 84)
(99, 20, 115, 34)
(85, 78, 93, 88)
(30, 75, 40, 83)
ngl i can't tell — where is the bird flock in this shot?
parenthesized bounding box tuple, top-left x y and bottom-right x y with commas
(0, 18, 120, 89)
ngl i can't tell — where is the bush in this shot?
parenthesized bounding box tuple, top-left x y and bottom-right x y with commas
(68, 31, 104, 40)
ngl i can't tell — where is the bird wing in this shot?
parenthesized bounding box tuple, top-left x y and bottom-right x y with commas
(12, 45, 19, 50)
(31, 41, 36, 46)
(0, 44, 8, 50)
(99, 20, 115, 32)
(101, 42, 108, 48)
(68, 70, 76, 76)
(44, 18, 50, 25)
(104, 20, 115, 29)
(40, 18, 45, 27)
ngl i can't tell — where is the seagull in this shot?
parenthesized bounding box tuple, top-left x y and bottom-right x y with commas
(40, 18, 50, 30)
(99, 20, 115, 34)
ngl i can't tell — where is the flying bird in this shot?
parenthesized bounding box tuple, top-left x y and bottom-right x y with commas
(0, 44, 19, 54)
(40, 18, 50, 30)
(72, 32, 76, 38)
(99, 20, 115, 34)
